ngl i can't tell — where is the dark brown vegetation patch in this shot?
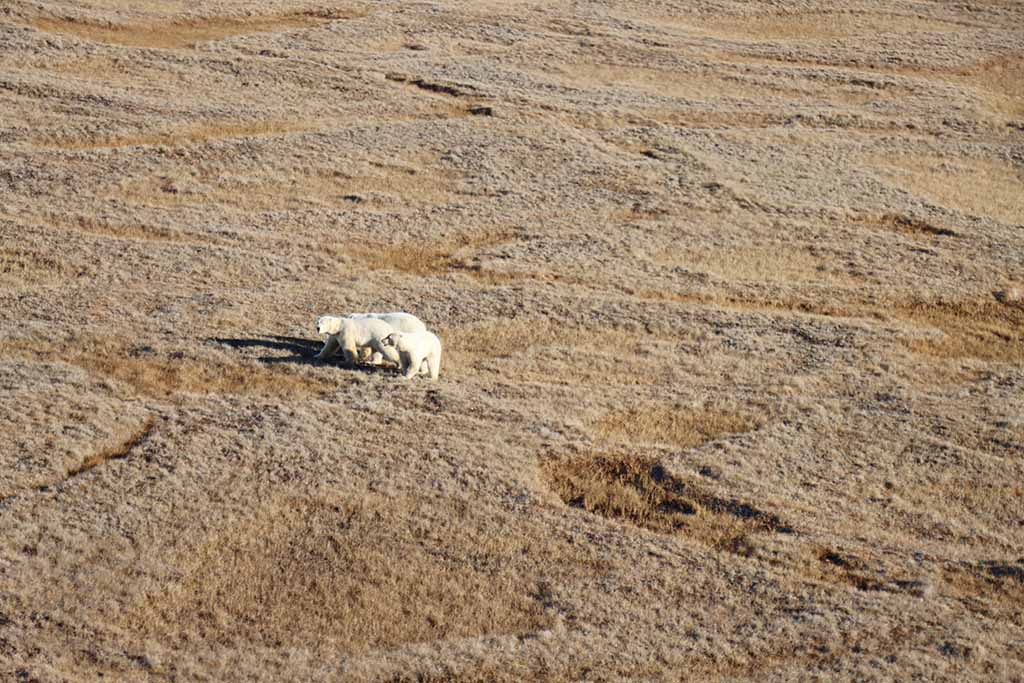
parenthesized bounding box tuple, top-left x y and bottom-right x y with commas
(814, 549, 889, 592)
(860, 212, 957, 238)
(542, 452, 785, 553)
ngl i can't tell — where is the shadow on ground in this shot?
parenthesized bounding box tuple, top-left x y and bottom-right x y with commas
(209, 336, 393, 374)
(211, 335, 321, 363)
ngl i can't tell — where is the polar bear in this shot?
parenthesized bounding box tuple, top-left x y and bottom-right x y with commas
(315, 316, 400, 365)
(380, 330, 442, 380)
(316, 312, 427, 365)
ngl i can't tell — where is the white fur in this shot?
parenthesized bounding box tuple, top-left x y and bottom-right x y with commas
(381, 330, 442, 381)
(317, 312, 427, 365)
(348, 312, 426, 334)
(315, 315, 401, 365)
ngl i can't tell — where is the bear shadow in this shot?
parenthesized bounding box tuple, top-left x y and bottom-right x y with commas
(209, 335, 396, 374)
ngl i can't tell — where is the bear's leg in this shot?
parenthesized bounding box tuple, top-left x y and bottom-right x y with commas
(427, 351, 440, 380)
(369, 351, 384, 365)
(315, 336, 340, 360)
(403, 352, 422, 379)
(341, 345, 359, 365)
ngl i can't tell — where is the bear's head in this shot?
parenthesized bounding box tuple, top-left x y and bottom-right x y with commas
(316, 315, 343, 336)
(380, 332, 403, 347)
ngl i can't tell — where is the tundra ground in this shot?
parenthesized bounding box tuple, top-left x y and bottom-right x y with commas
(1, 1, 1023, 681)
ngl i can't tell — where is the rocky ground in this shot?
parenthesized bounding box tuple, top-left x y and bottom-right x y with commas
(1, 1, 1022, 681)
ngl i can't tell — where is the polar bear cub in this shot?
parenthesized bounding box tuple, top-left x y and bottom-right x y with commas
(381, 330, 442, 380)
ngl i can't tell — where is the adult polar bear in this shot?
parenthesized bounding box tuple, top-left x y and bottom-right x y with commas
(315, 312, 425, 365)
(380, 330, 442, 381)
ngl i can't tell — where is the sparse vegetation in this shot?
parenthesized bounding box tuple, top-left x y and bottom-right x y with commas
(1, 337, 336, 398)
(29, 9, 365, 49)
(134, 497, 552, 653)
(45, 120, 315, 150)
(872, 155, 1024, 225)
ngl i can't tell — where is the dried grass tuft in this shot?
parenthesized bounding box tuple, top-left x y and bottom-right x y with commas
(899, 299, 1024, 362)
(594, 406, 759, 449)
(542, 451, 783, 552)
(351, 231, 514, 276)
(66, 416, 155, 477)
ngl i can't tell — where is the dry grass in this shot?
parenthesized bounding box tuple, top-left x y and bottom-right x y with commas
(436, 319, 663, 388)
(5, 0, 1024, 679)
(809, 548, 895, 592)
(350, 240, 459, 276)
(594, 406, 759, 449)
(634, 290, 1024, 363)
(436, 318, 579, 377)
(440, 320, 684, 386)
(898, 299, 1024, 362)
(660, 244, 857, 285)
(28, 9, 365, 49)
(872, 155, 1024, 225)
(451, 265, 588, 287)
(329, 159, 460, 205)
(113, 158, 457, 212)
(543, 451, 784, 553)
(563, 108, 787, 132)
(952, 51, 1024, 117)
(942, 560, 1024, 613)
(46, 54, 178, 85)
(351, 231, 513, 276)
(540, 60, 901, 108)
(79, 353, 332, 399)
(856, 212, 957, 238)
(0, 246, 70, 285)
(537, 63, 782, 101)
(2, 338, 335, 399)
(652, 10, 965, 41)
(904, 476, 1024, 525)
(441, 319, 657, 370)
(131, 496, 552, 653)
(14, 213, 188, 244)
(65, 417, 155, 478)
(43, 120, 313, 150)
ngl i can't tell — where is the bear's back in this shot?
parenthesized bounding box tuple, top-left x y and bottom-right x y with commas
(375, 312, 426, 333)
